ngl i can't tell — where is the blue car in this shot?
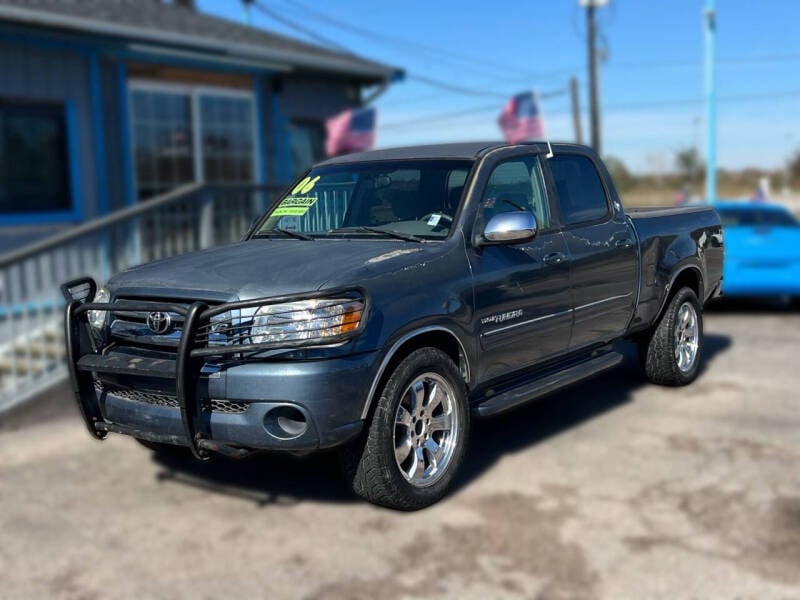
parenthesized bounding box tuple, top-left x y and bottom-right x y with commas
(713, 201, 800, 300)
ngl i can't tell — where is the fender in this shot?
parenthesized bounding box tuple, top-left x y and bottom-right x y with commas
(359, 325, 471, 420)
(654, 263, 705, 323)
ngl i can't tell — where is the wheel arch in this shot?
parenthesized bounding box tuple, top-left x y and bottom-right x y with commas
(360, 326, 470, 420)
(655, 265, 704, 325)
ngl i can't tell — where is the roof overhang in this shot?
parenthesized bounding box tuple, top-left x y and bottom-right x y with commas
(0, 4, 403, 83)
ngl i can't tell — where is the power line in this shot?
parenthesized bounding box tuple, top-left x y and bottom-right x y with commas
(605, 89, 800, 111)
(380, 88, 569, 130)
(251, 2, 352, 53)
(380, 104, 499, 130)
(378, 89, 800, 132)
(607, 52, 800, 71)
(407, 75, 509, 100)
(275, 0, 556, 80)
(254, 0, 576, 105)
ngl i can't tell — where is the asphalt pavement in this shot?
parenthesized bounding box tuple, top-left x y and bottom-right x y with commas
(1, 303, 798, 599)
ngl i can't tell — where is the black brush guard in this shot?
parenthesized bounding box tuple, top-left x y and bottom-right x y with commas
(61, 277, 367, 459)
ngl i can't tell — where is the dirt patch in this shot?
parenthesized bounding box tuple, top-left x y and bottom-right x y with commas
(667, 434, 799, 463)
(627, 482, 800, 585)
(305, 491, 599, 600)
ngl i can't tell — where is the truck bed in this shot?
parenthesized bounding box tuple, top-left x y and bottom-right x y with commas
(627, 204, 723, 333)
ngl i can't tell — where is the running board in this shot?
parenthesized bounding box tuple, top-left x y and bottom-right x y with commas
(474, 351, 624, 417)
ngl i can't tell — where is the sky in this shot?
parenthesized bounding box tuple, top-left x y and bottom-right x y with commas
(198, 0, 800, 173)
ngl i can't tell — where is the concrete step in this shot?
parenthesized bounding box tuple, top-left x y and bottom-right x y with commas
(0, 357, 46, 378)
(14, 342, 63, 360)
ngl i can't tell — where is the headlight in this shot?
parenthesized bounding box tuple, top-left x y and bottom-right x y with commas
(88, 286, 110, 332)
(249, 297, 364, 345)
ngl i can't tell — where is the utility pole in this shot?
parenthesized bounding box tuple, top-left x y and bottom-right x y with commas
(704, 0, 717, 202)
(242, 0, 254, 26)
(581, 0, 606, 155)
(570, 76, 583, 145)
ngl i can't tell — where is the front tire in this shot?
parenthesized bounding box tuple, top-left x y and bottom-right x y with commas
(341, 347, 469, 510)
(641, 287, 704, 386)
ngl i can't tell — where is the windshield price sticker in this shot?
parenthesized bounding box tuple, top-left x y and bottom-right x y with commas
(273, 196, 318, 216)
(291, 175, 321, 195)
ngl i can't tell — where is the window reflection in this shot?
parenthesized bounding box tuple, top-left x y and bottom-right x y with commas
(131, 87, 256, 200)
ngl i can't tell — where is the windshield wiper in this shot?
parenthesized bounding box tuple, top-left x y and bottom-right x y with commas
(329, 226, 426, 243)
(255, 228, 314, 241)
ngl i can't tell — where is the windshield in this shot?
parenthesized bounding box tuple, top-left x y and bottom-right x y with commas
(718, 207, 799, 228)
(253, 160, 473, 240)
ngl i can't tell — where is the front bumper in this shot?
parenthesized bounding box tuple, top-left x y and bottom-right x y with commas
(63, 278, 373, 459)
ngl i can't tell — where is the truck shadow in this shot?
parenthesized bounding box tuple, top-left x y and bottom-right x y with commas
(453, 334, 730, 495)
(707, 297, 800, 314)
(151, 444, 357, 506)
(151, 334, 731, 507)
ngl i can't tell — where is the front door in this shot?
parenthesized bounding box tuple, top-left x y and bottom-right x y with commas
(467, 155, 572, 382)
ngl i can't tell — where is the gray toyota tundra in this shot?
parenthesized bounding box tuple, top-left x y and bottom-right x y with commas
(62, 142, 723, 510)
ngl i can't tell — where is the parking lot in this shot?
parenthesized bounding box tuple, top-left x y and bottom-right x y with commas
(1, 305, 799, 599)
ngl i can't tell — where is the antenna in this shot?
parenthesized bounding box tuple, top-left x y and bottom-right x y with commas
(545, 139, 554, 159)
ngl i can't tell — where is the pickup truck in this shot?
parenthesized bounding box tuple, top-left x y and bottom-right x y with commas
(62, 142, 723, 510)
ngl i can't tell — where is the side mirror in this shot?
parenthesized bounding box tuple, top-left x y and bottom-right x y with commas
(481, 211, 538, 245)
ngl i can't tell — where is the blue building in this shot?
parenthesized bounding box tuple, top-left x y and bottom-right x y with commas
(0, 0, 401, 250)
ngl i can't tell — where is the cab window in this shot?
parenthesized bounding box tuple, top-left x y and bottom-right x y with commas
(480, 156, 550, 228)
(549, 154, 609, 225)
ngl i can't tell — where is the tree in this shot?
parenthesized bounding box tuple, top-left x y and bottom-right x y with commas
(603, 155, 634, 191)
(675, 147, 704, 182)
(789, 149, 800, 186)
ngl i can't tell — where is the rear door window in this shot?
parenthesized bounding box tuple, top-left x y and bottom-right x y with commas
(549, 154, 609, 226)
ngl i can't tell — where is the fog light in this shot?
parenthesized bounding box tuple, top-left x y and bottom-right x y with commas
(264, 405, 308, 439)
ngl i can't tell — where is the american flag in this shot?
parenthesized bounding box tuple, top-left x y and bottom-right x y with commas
(498, 91, 545, 144)
(325, 106, 377, 157)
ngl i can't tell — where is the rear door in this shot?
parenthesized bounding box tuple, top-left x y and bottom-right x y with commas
(546, 152, 638, 350)
(467, 154, 572, 382)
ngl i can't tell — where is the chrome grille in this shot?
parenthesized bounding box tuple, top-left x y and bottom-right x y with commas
(109, 297, 219, 347)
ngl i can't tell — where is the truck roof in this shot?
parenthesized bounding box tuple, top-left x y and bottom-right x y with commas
(317, 141, 589, 166)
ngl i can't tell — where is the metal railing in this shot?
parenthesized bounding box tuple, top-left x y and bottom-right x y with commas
(0, 183, 284, 413)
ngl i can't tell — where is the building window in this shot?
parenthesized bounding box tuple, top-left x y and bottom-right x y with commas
(0, 100, 71, 214)
(130, 89, 195, 200)
(130, 83, 257, 201)
(200, 96, 255, 184)
(289, 120, 325, 176)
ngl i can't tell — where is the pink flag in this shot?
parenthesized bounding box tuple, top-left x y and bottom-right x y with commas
(325, 107, 376, 157)
(498, 91, 545, 144)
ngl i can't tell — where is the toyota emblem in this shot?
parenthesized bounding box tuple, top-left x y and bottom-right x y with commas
(146, 311, 172, 335)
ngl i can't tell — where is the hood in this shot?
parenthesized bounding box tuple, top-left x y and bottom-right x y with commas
(723, 226, 800, 261)
(108, 238, 435, 301)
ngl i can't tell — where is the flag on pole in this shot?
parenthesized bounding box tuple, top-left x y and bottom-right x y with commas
(325, 106, 377, 157)
(498, 91, 545, 144)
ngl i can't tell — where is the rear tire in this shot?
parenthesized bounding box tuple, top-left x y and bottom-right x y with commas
(340, 347, 469, 510)
(641, 287, 704, 386)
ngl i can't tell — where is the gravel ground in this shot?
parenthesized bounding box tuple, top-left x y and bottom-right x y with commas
(1, 305, 799, 599)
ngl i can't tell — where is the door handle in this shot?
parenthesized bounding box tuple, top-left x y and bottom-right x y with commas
(615, 238, 634, 248)
(543, 252, 566, 266)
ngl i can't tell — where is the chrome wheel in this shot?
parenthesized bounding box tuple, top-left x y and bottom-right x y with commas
(674, 301, 699, 372)
(393, 372, 459, 488)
